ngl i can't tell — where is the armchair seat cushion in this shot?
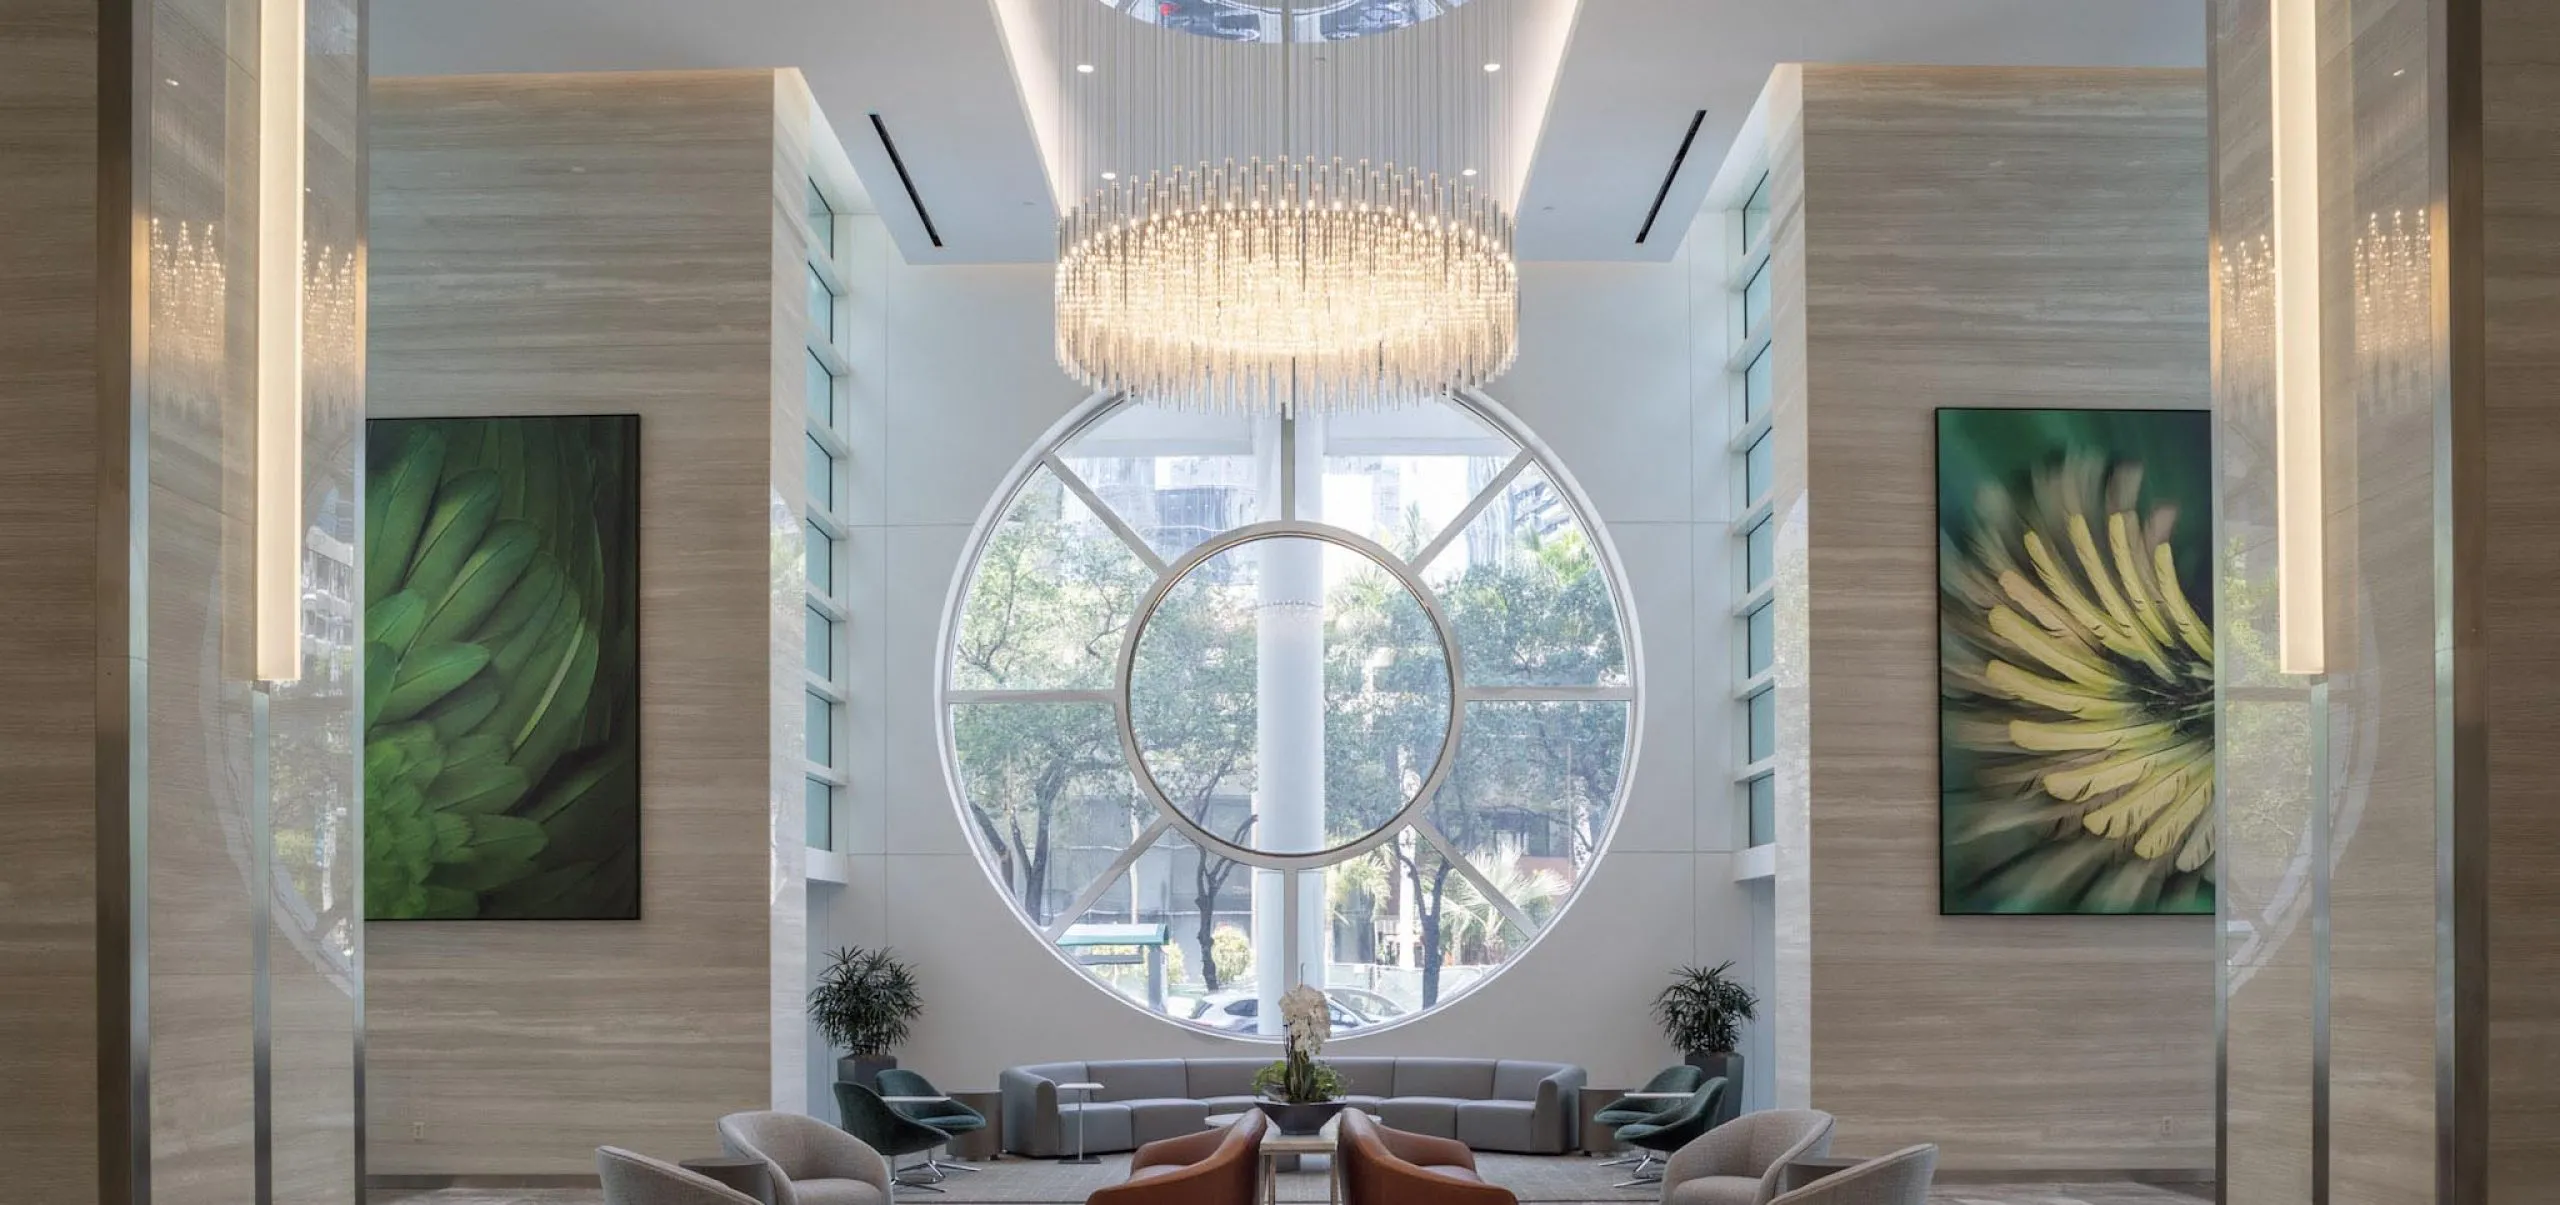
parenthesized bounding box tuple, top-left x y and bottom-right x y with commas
(1421, 1165, 1484, 1183)
(1664, 1175, 1762, 1205)
(1592, 1104, 1670, 1128)
(790, 1179, 887, 1205)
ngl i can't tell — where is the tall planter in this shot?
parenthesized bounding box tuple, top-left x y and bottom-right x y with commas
(1683, 1052, 1745, 1127)
(839, 1054, 898, 1090)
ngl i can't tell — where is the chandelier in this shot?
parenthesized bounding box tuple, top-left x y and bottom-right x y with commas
(1052, 0, 1520, 416)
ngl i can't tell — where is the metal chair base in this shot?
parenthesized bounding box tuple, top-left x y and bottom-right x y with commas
(1610, 1152, 1664, 1188)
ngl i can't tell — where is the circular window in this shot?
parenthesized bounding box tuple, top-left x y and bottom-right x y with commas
(941, 393, 1636, 1038)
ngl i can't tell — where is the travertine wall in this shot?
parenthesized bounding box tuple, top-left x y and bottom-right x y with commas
(1765, 64, 2218, 1173)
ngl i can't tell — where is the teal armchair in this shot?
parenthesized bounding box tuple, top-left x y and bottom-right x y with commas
(1593, 1066, 1710, 1169)
(873, 1068, 987, 1177)
(836, 1082, 959, 1193)
(1611, 1078, 1726, 1189)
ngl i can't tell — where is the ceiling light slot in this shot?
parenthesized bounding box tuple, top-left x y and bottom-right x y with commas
(1635, 109, 1709, 246)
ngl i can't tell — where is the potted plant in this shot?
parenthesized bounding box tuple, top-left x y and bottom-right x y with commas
(1653, 961, 1757, 1124)
(810, 946, 922, 1089)
(1252, 984, 1347, 1135)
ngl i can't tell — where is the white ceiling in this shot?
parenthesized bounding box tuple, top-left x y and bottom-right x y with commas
(373, 0, 2203, 264)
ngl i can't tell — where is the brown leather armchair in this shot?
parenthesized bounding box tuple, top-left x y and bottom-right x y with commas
(1085, 1110, 1266, 1205)
(1340, 1110, 1518, 1205)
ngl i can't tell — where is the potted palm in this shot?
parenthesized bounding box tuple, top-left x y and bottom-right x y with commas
(810, 946, 922, 1089)
(1653, 962, 1757, 1123)
(1252, 984, 1347, 1135)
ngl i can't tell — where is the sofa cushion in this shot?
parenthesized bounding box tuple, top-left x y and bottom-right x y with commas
(1395, 1059, 1496, 1100)
(1058, 1102, 1135, 1154)
(1454, 1101, 1539, 1153)
(1018, 1061, 1087, 1087)
(1491, 1061, 1564, 1102)
(1328, 1058, 1396, 1099)
(1090, 1060, 1191, 1103)
(1126, 1098, 1212, 1146)
(1201, 1095, 1260, 1117)
(1187, 1059, 1266, 1100)
(1379, 1097, 1467, 1137)
(1343, 1095, 1388, 1114)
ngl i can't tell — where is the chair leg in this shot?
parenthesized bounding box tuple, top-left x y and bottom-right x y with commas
(893, 1156, 949, 1192)
(1610, 1152, 1663, 1188)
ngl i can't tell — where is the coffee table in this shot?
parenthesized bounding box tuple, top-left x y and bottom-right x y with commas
(1057, 1081, 1106, 1165)
(1253, 1111, 1344, 1205)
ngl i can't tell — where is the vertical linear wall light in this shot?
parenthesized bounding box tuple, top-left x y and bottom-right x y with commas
(255, 0, 306, 683)
(2271, 0, 2324, 675)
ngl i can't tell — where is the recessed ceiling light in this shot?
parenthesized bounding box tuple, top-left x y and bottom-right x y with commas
(1461, 168, 1478, 177)
(1483, 62, 1501, 73)
(1077, 63, 1096, 74)
(1102, 171, 1118, 181)
(164, 77, 180, 86)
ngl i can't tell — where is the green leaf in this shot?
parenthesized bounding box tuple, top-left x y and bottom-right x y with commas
(442, 732, 511, 774)
(476, 560, 564, 650)
(466, 814, 549, 863)
(425, 849, 539, 893)
(508, 622, 599, 786)
(367, 426, 447, 607)
(367, 590, 428, 659)
(418, 520, 540, 648)
(363, 641, 396, 731)
(423, 676, 503, 743)
(378, 641, 493, 726)
(403, 470, 501, 607)
(427, 811, 472, 860)
(425, 760, 530, 816)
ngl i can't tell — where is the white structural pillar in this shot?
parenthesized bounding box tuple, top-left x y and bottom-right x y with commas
(1253, 414, 1329, 1035)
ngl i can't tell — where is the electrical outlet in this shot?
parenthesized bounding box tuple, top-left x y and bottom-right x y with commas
(411, 1122, 426, 1141)
(2157, 1116, 2175, 1137)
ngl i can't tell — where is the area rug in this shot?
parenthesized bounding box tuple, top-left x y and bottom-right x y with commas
(912, 1152, 1629, 1203)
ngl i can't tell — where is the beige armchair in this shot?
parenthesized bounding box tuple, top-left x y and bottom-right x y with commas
(718, 1110, 895, 1205)
(1658, 1110, 1836, 1205)
(1767, 1145, 1937, 1205)
(598, 1147, 762, 1205)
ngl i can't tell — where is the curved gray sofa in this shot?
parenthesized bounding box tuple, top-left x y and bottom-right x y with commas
(999, 1057, 1585, 1157)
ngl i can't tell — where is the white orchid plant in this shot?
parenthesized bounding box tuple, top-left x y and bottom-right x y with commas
(1252, 983, 1346, 1103)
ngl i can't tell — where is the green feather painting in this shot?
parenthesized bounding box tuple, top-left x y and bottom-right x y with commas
(1937, 408, 2213, 916)
(365, 415, 641, 920)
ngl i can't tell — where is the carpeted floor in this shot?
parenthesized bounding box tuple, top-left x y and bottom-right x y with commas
(372, 1154, 2211, 1205)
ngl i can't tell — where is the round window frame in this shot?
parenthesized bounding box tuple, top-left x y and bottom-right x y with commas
(934, 388, 1646, 1040)
(1116, 520, 1468, 870)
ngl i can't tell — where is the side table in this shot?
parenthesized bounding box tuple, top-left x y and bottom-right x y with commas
(1781, 1155, 1865, 1192)
(950, 1090, 1003, 1161)
(1577, 1087, 1625, 1155)
(1057, 1080, 1106, 1164)
(678, 1156, 772, 1204)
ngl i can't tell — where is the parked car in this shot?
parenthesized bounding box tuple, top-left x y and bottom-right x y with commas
(1186, 991, 1375, 1033)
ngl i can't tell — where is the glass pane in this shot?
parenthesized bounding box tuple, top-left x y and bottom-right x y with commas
(1742, 345, 1773, 425)
(949, 702, 1137, 924)
(1742, 431, 1772, 507)
(806, 177, 836, 254)
(1746, 687, 1775, 763)
(1320, 400, 1516, 556)
(1043, 828, 1267, 1032)
(1127, 536, 1452, 857)
(1060, 400, 1258, 564)
(1340, 839, 1530, 1015)
(805, 350, 836, 429)
(952, 468, 1156, 691)
(1741, 262, 1772, 339)
(805, 605, 833, 677)
(1427, 700, 1631, 880)
(806, 777, 835, 849)
(807, 264, 834, 344)
(805, 433, 836, 514)
(1746, 603, 1773, 678)
(1424, 464, 1628, 688)
(804, 518, 834, 596)
(1744, 517, 1774, 591)
(1746, 774, 1775, 847)
(806, 690, 835, 766)
(1740, 173, 1770, 250)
